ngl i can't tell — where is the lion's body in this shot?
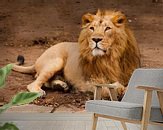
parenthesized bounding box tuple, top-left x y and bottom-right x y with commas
(35, 42, 91, 91)
(12, 10, 140, 97)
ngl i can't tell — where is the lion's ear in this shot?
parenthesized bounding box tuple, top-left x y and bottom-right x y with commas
(82, 13, 94, 27)
(112, 13, 126, 27)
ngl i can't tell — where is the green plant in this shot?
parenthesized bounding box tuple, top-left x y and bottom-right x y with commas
(0, 64, 41, 130)
(0, 64, 13, 88)
(0, 123, 19, 130)
(0, 92, 41, 113)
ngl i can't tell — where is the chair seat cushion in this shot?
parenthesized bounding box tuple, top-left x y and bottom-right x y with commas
(86, 100, 163, 123)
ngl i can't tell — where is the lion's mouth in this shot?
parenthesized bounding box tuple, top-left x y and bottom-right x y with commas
(92, 47, 107, 56)
(94, 47, 106, 53)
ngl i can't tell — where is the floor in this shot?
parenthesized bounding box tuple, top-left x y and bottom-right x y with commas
(0, 112, 141, 130)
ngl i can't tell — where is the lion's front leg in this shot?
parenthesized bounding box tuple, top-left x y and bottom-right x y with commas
(111, 82, 126, 97)
(27, 71, 55, 95)
(27, 58, 65, 95)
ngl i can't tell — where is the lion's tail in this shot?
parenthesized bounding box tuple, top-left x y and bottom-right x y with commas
(12, 55, 35, 74)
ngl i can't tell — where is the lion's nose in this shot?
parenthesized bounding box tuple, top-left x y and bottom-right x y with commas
(92, 38, 102, 43)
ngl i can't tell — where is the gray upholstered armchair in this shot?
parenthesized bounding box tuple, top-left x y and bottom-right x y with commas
(86, 69, 163, 130)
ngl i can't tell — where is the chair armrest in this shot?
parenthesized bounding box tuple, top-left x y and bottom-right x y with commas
(93, 83, 116, 89)
(137, 86, 163, 92)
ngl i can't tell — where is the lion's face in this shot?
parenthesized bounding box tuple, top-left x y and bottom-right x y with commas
(87, 14, 117, 57)
(79, 10, 127, 57)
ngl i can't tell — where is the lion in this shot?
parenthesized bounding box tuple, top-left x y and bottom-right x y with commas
(12, 10, 140, 98)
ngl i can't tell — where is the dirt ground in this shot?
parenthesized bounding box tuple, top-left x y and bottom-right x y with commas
(0, 0, 163, 111)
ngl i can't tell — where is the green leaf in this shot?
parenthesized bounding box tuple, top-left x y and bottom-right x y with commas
(0, 123, 19, 130)
(0, 64, 13, 88)
(11, 92, 41, 105)
(0, 103, 12, 114)
(0, 92, 41, 113)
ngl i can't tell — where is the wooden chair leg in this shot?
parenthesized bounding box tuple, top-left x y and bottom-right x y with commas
(141, 90, 152, 130)
(108, 88, 118, 101)
(157, 91, 163, 114)
(94, 86, 102, 100)
(121, 121, 127, 130)
(92, 113, 98, 130)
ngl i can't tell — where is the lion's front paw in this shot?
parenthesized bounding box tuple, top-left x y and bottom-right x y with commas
(112, 82, 125, 96)
(27, 83, 46, 96)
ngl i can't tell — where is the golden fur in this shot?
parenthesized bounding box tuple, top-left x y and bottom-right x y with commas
(12, 10, 140, 97)
(79, 10, 140, 86)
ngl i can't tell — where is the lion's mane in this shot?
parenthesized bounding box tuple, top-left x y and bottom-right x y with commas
(78, 10, 140, 86)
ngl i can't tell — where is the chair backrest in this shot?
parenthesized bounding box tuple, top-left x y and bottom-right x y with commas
(122, 68, 163, 107)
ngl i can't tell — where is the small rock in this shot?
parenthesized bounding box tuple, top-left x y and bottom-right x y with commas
(81, 105, 85, 108)
(54, 102, 59, 107)
(128, 19, 132, 23)
(75, 99, 81, 103)
(76, 1, 80, 3)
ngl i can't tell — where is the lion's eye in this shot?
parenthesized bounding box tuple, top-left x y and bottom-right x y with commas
(90, 27, 94, 31)
(105, 27, 111, 32)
